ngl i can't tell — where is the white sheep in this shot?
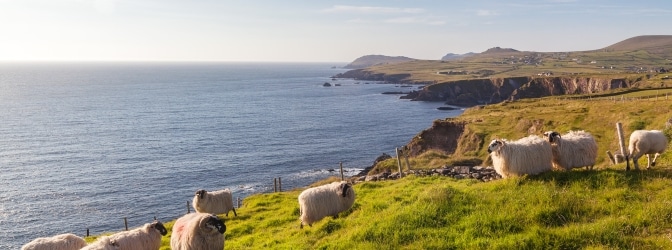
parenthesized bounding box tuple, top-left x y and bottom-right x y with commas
(83, 220, 167, 250)
(543, 130, 598, 170)
(21, 233, 87, 250)
(80, 236, 118, 250)
(487, 135, 553, 178)
(628, 130, 668, 170)
(170, 212, 226, 250)
(193, 189, 237, 216)
(298, 181, 356, 228)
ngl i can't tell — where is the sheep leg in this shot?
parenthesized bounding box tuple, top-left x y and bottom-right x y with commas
(631, 153, 641, 170)
(650, 153, 661, 168)
(232, 208, 237, 217)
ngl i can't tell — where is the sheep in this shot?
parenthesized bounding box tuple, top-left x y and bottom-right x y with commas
(80, 236, 119, 250)
(487, 135, 553, 178)
(83, 220, 167, 250)
(170, 212, 226, 250)
(298, 181, 356, 228)
(543, 130, 598, 170)
(628, 130, 668, 170)
(21, 233, 87, 250)
(193, 189, 237, 216)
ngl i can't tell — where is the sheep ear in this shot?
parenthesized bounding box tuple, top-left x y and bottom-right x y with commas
(341, 183, 351, 198)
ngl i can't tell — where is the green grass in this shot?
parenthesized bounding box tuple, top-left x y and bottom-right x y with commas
(85, 93, 672, 249)
(98, 170, 672, 249)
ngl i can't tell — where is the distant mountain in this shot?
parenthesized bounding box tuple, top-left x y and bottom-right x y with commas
(602, 35, 672, 58)
(343, 55, 415, 69)
(481, 47, 520, 54)
(441, 52, 476, 61)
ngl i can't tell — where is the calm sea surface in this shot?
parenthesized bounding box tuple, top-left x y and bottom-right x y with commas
(0, 62, 462, 248)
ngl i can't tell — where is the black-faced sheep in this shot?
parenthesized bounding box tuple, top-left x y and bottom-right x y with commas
(170, 212, 226, 250)
(487, 135, 553, 178)
(193, 189, 237, 216)
(543, 130, 598, 170)
(298, 181, 355, 228)
(21, 233, 87, 250)
(83, 220, 167, 250)
(628, 130, 668, 170)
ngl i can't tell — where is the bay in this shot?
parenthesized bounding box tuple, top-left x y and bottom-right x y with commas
(0, 62, 462, 248)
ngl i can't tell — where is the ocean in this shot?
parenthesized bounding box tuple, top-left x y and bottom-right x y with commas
(0, 62, 463, 248)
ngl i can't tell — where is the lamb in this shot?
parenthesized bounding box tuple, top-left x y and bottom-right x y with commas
(83, 220, 167, 250)
(21, 233, 87, 250)
(628, 130, 668, 170)
(170, 212, 226, 250)
(298, 181, 356, 228)
(193, 189, 237, 216)
(487, 135, 553, 178)
(543, 130, 598, 170)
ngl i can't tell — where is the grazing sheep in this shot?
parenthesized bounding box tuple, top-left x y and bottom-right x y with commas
(543, 130, 598, 170)
(83, 220, 167, 250)
(193, 189, 237, 216)
(298, 181, 356, 228)
(487, 135, 553, 178)
(628, 130, 668, 170)
(80, 236, 118, 250)
(170, 213, 226, 250)
(21, 233, 87, 250)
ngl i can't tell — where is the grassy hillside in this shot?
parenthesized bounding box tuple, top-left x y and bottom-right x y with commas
(356, 36, 672, 84)
(85, 92, 672, 249)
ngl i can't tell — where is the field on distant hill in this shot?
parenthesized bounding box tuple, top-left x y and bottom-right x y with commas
(350, 35, 672, 84)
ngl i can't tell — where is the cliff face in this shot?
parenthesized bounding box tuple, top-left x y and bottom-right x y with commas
(407, 77, 641, 107)
(416, 76, 644, 106)
(336, 69, 643, 106)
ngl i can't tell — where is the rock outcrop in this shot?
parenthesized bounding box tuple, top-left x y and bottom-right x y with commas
(335, 69, 644, 106)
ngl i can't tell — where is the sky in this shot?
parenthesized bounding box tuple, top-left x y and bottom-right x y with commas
(0, 0, 670, 62)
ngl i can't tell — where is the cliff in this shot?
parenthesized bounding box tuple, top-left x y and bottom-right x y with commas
(336, 68, 645, 106)
(408, 76, 642, 106)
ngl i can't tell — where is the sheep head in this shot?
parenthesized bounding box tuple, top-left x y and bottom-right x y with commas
(543, 131, 561, 143)
(487, 139, 505, 153)
(151, 220, 168, 236)
(200, 214, 226, 234)
(195, 189, 207, 199)
(338, 182, 352, 198)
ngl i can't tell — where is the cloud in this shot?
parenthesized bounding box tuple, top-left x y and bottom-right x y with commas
(476, 9, 498, 16)
(384, 17, 445, 25)
(322, 5, 425, 14)
(93, 0, 117, 14)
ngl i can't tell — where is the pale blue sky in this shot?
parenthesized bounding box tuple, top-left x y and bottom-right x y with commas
(0, 0, 670, 62)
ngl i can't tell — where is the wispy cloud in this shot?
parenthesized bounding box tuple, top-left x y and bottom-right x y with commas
(322, 5, 425, 14)
(476, 9, 498, 16)
(384, 17, 445, 25)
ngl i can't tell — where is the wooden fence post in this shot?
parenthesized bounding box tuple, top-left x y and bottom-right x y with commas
(396, 147, 403, 178)
(274, 178, 277, 192)
(86, 228, 89, 237)
(616, 122, 630, 170)
(279, 177, 282, 192)
(404, 148, 412, 171)
(124, 217, 128, 231)
(187, 201, 190, 214)
(339, 162, 344, 181)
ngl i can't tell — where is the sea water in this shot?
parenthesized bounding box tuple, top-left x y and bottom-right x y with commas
(0, 62, 462, 248)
